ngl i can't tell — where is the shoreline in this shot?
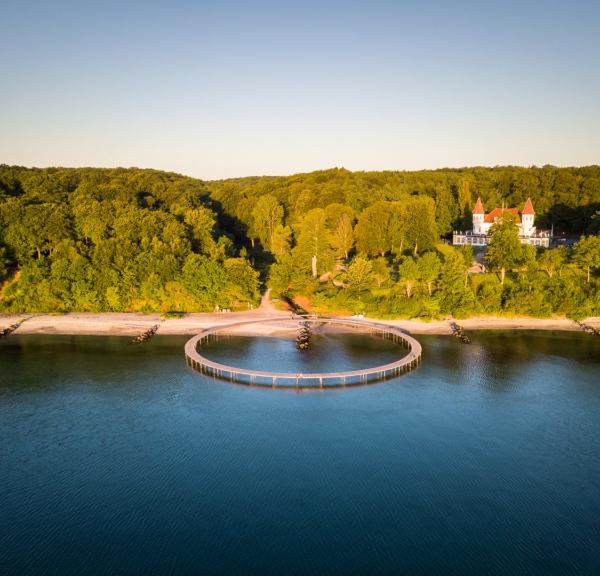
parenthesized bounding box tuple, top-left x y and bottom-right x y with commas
(1, 312, 599, 337)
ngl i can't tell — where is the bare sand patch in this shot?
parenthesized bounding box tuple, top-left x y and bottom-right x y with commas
(1, 311, 598, 337)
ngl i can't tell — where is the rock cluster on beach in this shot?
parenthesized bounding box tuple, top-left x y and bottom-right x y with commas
(0, 317, 29, 339)
(449, 321, 471, 344)
(575, 320, 600, 336)
(131, 323, 161, 344)
(296, 321, 312, 350)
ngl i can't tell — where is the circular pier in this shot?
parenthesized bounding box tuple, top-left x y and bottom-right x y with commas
(184, 317, 422, 390)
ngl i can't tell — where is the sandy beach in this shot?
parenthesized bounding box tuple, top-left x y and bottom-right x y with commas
(1, 310, 599, 337)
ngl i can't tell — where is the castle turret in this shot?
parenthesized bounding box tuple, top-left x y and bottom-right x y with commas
(472, 197, 485, 234)
(521, 198, 535, 236)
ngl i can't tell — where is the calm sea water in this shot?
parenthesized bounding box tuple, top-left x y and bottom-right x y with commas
(1, 331, 599, 576)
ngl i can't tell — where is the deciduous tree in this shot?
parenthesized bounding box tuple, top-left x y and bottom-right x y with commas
(485, 213, 523, 285)
(345, 257, 374, 298)
(270, 224, 292, 260)
(331, 213, 354, 260)
(355, 201, 392, 257)
(417, 252, 441, 296)
(537, 247, 566, 278)
(573, 235, 600, 283)
(398, 257, 419, 298)
(293, 208, 334, 278)
(251, 194, 284, 251)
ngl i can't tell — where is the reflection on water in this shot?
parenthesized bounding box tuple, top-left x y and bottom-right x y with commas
(200, 332, 404, 374)
(1, 332, 599, 576)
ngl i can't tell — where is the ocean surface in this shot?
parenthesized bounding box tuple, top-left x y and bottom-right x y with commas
(1, 331, 599, 575)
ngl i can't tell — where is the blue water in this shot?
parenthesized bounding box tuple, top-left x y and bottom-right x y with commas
(1, 332, 599, 575)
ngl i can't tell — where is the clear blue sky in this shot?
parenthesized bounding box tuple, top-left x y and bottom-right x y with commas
(1, 0, 598, 180)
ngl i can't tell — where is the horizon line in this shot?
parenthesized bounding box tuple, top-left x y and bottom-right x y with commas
(2, 161, 599, 183)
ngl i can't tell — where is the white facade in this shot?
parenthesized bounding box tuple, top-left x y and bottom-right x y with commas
(472, 215, 535, 237)
(473, 211, 485, 235)
(453, 198, 550, 248)
(453, 231, 550, 248)
(521, 212, 535, 236)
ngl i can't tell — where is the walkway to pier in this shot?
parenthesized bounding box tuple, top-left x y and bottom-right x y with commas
(184, 317, 422, 389)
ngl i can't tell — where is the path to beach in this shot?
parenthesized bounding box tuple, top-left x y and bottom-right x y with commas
(1, 291, 599, 336)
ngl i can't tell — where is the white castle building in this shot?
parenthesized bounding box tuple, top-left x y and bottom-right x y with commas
(453, 197, 550, 247)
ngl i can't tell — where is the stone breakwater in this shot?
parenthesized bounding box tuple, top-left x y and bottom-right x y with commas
(1, 312, 599, 336)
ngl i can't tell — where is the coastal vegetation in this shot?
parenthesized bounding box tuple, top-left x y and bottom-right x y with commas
(0, 166, 259, 312)
(0, 164, 599, 318)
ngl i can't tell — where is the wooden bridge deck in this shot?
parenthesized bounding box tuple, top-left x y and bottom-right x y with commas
(184, 317, 422, 389)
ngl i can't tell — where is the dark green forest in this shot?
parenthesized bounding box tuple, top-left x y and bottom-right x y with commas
(1, 164, 599, 318)
(0, 166, 259, 313)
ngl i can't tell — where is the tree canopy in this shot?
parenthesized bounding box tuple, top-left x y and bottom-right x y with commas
(0, 164, 598, 319)
(485, 212, 524, 284)
(0, 167, 259, 312)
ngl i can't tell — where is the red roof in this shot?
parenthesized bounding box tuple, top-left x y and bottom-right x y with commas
(483, 207, 520, 223)
(473, 197, 485, 214)
(522, 197, 535, 215)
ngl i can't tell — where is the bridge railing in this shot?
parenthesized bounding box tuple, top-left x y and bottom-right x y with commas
(184, 317, 422, 389)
